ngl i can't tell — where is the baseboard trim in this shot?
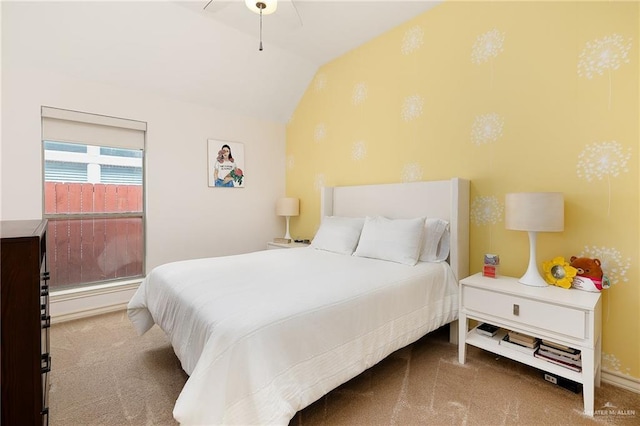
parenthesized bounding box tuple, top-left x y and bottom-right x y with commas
(601, 369, 640, 394)
(51, 302, 128, 324)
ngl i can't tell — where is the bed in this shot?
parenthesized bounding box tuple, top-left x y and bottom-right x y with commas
(127, 178, 469, 425)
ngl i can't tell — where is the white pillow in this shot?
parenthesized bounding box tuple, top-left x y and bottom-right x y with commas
(353, 216, 425, 265)
(311, 216, 365, 255)
(434, 226, 450, 261)
(419, 218, 450, 262)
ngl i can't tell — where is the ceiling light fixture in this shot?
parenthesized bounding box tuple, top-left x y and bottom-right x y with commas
(245, 0, 277, 15)
(204, 0, 285, 52)
(245, 0, 277, 51)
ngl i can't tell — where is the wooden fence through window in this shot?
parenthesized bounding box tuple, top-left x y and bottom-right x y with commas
(44, 182, 143, 289)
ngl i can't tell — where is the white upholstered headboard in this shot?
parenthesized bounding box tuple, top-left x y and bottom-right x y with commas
(320, 178, 470, 281)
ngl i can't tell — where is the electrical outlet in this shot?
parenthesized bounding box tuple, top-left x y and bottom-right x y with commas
(544, 373, 558, 384)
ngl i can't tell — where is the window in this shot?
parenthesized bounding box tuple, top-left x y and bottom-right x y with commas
(42, 107, 146, 290)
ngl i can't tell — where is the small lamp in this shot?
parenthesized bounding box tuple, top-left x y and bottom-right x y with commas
(505, 192, 564, 287)
(276, 197, 299, 240)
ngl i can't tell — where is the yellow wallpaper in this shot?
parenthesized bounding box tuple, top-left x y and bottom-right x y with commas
(286, 1, 639, 381)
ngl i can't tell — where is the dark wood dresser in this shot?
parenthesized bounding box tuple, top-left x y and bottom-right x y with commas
(1, 219, 50, 426)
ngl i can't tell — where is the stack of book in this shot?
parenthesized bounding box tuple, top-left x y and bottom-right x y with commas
(475, 323, 500, 337)
(534, 340, 582, 372)
(500, 330, 540, 355)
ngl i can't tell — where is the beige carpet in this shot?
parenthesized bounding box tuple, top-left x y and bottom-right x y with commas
(49, 311, 639, 425)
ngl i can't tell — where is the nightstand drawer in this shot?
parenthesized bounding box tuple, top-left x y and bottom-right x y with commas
(464, 286, 586, 339)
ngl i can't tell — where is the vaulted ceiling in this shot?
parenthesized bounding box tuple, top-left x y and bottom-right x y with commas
(4, 1, 440, 123)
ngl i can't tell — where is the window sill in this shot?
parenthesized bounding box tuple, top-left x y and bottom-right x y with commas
(50, 278, 142, 324)
(51, 278, 142, 301)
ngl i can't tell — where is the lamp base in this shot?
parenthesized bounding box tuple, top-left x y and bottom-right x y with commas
(518, 271, 549, 287)
(518, 230, 549, 287)
(283, 216, 292, 240)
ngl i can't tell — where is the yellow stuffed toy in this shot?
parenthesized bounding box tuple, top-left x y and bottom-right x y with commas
(542, 257, 578, 289)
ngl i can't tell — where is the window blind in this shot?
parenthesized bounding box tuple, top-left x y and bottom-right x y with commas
(41, 106, 146, 150)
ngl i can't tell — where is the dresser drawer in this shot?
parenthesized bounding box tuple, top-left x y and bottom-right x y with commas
(463, 286, 587, 339)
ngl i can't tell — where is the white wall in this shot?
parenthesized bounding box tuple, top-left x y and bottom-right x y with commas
(1, 1, 291, 319)
(1, 61, 286, 277)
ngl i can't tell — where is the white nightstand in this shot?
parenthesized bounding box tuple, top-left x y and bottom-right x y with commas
(267, 241, 310, 250)
(458, 273, 602, 416)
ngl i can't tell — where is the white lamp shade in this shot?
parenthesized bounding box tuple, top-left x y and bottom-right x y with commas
(245, 0, 277, 15)
(276, 197, 299, 217)
(505, 192, 564, 232)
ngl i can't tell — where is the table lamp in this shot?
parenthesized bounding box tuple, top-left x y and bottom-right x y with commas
(505, 192, 564, 287)
(276, 197, 299, 240)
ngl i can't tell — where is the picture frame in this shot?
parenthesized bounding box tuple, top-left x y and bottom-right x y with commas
(207, 139, 245, 188)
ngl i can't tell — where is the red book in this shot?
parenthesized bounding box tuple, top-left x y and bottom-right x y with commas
(534, 351, 582, 372)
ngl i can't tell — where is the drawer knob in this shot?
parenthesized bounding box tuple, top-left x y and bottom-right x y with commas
(513, 304, 520, 316)
(41, 353, 51, 374)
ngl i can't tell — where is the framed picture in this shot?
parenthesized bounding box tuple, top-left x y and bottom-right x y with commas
(207, 139, 245, 188)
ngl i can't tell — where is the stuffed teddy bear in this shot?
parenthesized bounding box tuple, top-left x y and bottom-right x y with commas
(569, 256, 609, 292)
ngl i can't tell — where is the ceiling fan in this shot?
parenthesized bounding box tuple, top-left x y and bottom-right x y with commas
(203, 0, 302, 51)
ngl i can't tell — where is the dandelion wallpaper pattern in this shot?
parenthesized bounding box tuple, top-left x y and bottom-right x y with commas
(351, 140, 367, 161)
(577, 140, 632, 216)
(470, 195, 503, 227)
(401, 94, 425, 122)
(578, 33, 633, 109)
(471, 28, 505, 88)
(286, 1, 638, 381)
(471, 113, 504, 146)
(351, 82, 368, 106)
(401, 25, 424, 55)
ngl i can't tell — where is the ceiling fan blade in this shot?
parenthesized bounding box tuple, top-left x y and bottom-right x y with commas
(290, 0, 304, 27)
(203, 0, 233, 14)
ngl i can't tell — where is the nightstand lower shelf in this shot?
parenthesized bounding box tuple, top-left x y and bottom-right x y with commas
(464, 331, 585, 383)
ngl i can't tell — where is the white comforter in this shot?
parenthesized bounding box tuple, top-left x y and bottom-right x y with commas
(127, 247, 459, 425)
